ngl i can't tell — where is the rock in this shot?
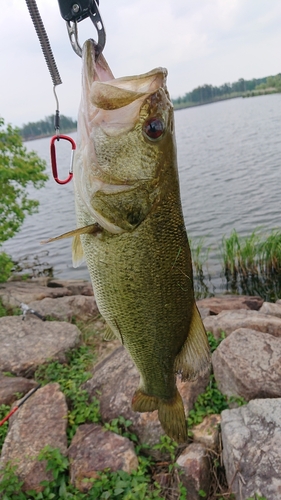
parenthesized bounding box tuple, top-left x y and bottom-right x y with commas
(204, 309, 281, 338)
(196, 306, 211, 320)
(221, 399, 281, 500)
(212, 328, 281, 401)
(0, 316, 81, 376)
(0, 281, 72, 309)
(260, 301, 281, 318)
(68, 424, 138, 491)
(47, 279, 93, 296)
(0, 374, 38, 405)
(28, 295, 98, 322)
(197, 295, 263, 315)
(0, 383, 68, 492)
(202, 315, 217, 334)
(192, 414, 221, 452)
(176, 443, 211, 499)
(84, 346, 210, 455)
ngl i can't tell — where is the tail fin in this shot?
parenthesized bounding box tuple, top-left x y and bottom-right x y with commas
(158, 388, 187, 443)
(132, 388, 187, 443)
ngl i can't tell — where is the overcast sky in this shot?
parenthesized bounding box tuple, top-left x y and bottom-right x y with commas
(1, 0, 281, 127)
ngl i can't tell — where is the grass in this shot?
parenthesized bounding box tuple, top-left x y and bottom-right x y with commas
(188, 228, 281, 301)
(221, 229, 281, 301)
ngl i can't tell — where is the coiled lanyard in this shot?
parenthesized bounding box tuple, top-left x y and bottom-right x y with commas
(25, 0, 106, 184)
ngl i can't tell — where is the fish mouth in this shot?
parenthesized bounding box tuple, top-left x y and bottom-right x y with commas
(82, 39, 168, 114)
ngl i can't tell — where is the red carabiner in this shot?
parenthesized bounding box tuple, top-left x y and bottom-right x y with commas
(50, 134, 76, 185)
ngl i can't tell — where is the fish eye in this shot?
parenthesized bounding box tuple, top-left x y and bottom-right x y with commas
(143, 117, 165, 141)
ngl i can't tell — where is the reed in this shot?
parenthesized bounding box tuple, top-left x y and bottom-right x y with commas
(190, 237, 210, 273)
(221, 229, 281, 301)
(190, 237, 214, 299)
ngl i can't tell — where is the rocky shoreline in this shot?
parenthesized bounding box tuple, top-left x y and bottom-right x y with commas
(0, 278, 281, 499)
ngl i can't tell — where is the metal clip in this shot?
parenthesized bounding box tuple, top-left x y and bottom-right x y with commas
(50, 135, 76, 185)
(65, 0, 106, 58)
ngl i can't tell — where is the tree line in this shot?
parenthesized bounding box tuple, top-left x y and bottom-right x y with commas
(172, 74, 281, 108)
(19, 115, 77, 141)
(18, 73, 281, 137)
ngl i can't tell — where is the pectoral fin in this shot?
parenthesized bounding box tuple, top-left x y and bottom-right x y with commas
(174, 304, 210, 380)
(72, 235, 84, 268)
(41, 223, 102, 244)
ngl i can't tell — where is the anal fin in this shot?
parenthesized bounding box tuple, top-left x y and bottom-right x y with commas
(174, 304, 210, 380)
(132, 389, 158, 412)
(72, 234, 84, 268)
(103, 324, 117, 341)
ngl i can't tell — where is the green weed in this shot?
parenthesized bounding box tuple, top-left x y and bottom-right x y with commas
(0, 404, 11, 449)
(0, 253, 14, 283)
(34, 346, 100, 443)
(104, 416, 138, 444)
(153, 435, 178, 464)
(207, 331, 225, 353)
(0, 446, 164, 500)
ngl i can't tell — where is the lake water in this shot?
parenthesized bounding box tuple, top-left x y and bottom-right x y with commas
(3, 94, 281, 292)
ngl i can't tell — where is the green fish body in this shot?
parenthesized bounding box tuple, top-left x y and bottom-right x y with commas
(65, 41, 210, 442)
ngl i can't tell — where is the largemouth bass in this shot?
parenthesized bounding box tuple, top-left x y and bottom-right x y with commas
(48, 40, 210, 443)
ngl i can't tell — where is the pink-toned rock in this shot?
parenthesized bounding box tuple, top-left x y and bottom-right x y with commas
(260, 301, 281, 318)
(176, 443, 211, 499)
(197, 295, 263, 315)
(0, 374, 38, 405)
(84, 346, 210, 454)
(68, 424, 138, 491)
(212, 328, 281, 400)
(204, 309, 281, 339)
(0, 281, 72, 309)
(47, 279, 93, 296)
(0, 316, 81, 376)
(192, 414, 221, 451)
(0, 383, 68, 492)
(28, 295, 98, 322)
(203, 315, 217, 334)
(196, 306, 211, 320)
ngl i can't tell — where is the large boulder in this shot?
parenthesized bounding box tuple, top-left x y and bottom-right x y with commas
(197, 295, 263, 315)
(84, 346, 210, 453)
(204, 309, 281, 338)
(68, 424, 138, 491)
(212, 328, 281, 400)
(0, 316, 81, 376)
(0, 383, 68, 492)
(221, 399, 281, 500)
(27, 295, 98, 322)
